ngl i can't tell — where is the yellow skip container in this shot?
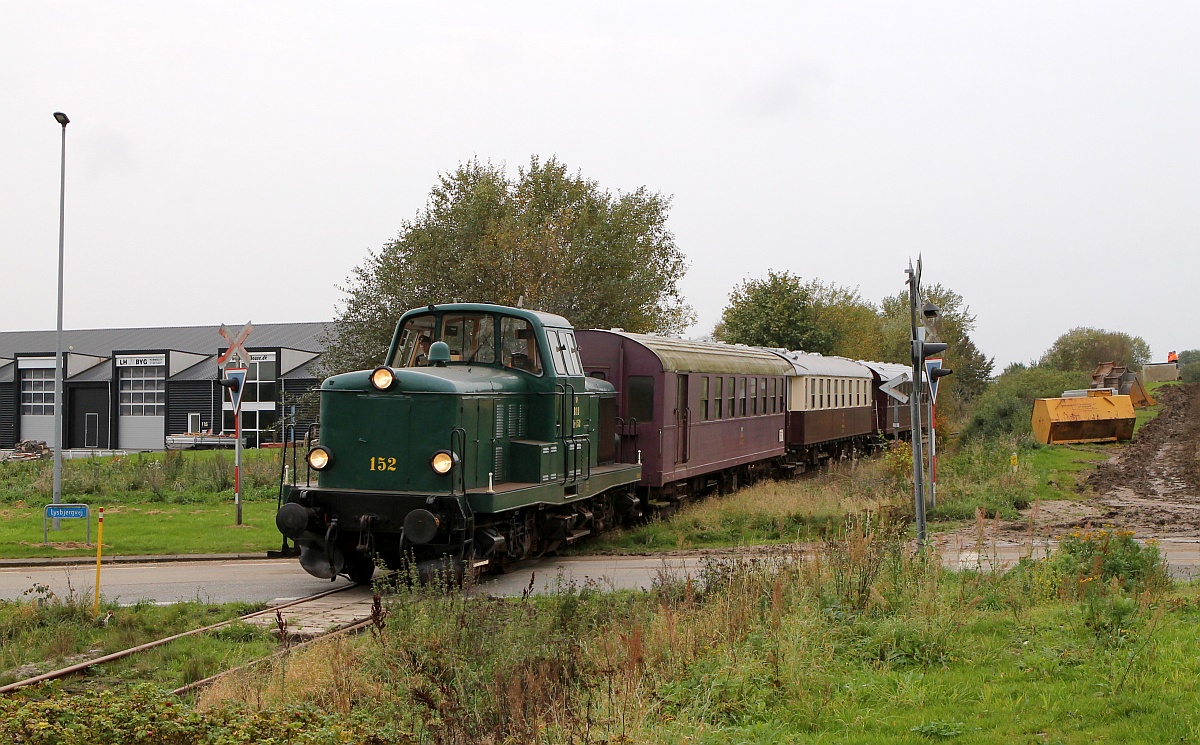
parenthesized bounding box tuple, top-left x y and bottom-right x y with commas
(1031, 391, 1136, 445)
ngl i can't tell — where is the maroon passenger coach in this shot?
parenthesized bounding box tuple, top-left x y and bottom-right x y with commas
(577, 330, 793, 500)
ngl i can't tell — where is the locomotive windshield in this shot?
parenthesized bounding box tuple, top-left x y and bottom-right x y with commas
(391, 312, 542, 375)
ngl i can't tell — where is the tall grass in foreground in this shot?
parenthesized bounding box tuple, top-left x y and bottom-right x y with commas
(0, 449, 284, 505)
(169, 521, 1186, 744)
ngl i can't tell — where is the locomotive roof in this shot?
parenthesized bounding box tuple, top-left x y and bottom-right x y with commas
(766, 349, 872, 378)
(407, 303, 573, 329)
(588, 330, 793, 375)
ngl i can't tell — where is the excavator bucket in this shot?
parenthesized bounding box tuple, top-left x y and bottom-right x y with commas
(1126, 375, 1155, 408)
(1031, 391, 1136, 445)
(1090, 362, 1155, 408)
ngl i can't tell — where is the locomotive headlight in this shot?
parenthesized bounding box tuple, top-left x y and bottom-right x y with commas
(307, 446, 333, 471)
(370, 366, 396, 390)
(431, 450, 457, 475)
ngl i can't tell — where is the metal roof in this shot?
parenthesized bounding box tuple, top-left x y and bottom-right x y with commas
(767, 349, 872, 378)
(0, 322, 328, 359)
(859, 361, 911, 380)
(605, 331, 793, 375)
(69, 363, 113, 383)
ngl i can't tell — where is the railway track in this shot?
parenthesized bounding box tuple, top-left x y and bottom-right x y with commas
(0, 583, 379, 695)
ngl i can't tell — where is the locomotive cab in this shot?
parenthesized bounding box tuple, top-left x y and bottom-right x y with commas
(277, 303, 641, 583)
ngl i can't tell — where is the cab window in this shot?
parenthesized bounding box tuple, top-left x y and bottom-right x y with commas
(442, 314, 496, 364)
(392, 314, 438, 367)
(501, 317, 542, 375)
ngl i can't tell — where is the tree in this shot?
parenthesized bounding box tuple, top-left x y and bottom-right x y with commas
(879, 283, 994, 402)
(713, 271, 837, 354)
(1176, 349, 1200, 365)
(1038, 327, 1151, 372)
(321, 156, 694, 373)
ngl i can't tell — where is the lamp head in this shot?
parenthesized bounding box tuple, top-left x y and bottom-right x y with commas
(922, 302, 940, 320)
(53, 112, 70, 126)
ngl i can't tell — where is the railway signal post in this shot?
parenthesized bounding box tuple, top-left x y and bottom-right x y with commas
(218, 323, 252, 526)
(906, 259, 948, 545)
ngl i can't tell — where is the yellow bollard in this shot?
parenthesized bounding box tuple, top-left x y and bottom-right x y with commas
(1010, 452, 1018, 473)
(93, 507, 104, 615)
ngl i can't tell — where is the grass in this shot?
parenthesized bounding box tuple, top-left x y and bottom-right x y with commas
(588, 455, 909, 552)
(0, 586, 275, 690)
(0, 501, 284, 559)
(5, 520, 1194, 743)
(0, 449, 296, 558)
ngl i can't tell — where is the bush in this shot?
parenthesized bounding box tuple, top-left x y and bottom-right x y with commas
(963, 366, 1089, 440)
(1180, 361, 1200, 383)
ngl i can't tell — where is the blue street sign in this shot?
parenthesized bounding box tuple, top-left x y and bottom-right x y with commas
(43, 503, 91, 544)
(45, 504, 88, 520)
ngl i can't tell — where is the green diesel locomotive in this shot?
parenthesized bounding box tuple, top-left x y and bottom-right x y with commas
(276, 303, 643, 583)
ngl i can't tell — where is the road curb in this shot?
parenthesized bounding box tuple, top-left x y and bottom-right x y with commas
(0, 553, 278, 569)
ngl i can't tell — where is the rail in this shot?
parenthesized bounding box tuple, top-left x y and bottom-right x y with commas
(0, 584, 357, 695)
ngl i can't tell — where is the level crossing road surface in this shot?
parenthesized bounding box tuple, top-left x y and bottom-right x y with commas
(3, 543, 1195, 605)
(0, 555, 709, 605)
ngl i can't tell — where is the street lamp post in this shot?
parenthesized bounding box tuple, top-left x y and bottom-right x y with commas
(52, 112, 69, 519)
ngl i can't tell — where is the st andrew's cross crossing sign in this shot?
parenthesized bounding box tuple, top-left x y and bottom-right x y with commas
(217, 322, 253, 367)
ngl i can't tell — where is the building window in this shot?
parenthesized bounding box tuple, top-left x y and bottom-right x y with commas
(119, 365, 165, 416)
(20, 368, 54, 415)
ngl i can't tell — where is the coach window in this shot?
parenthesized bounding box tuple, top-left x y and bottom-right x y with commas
(628, 375, 654, 423)
(771, 378, 777, 413)
(701, 376, 710, 421)
(760, 377, 767, 414)
(715, 376, 724, 419)
(749, 377, 757, 415)
(727, 376, 735, 418)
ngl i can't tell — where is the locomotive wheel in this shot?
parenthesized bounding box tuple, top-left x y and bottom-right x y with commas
(344, 553, 376, 585)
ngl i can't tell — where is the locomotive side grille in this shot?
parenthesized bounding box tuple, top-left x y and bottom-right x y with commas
(494, 405, 505, 439)
(508, 403, 527, 438)
(493, 446, 504, 481)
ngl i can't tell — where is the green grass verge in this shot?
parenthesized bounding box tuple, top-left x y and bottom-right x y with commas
(0, 500, 283, 559)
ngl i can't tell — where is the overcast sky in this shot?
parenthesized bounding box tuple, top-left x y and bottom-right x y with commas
(4, 2, 1197, 367)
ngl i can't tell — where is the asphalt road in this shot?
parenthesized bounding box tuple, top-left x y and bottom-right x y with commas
(3, 541, 1195, 605)
(0, 555, 707, 605)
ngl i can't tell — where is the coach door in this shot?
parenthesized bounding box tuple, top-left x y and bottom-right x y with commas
(676, 374, 689, 464)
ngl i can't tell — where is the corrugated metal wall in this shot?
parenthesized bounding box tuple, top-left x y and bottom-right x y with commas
(0, 387, 14, 447)
(168, 381, 220, 435)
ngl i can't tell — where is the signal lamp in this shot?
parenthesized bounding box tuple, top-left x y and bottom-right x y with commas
(371, 366, 396, 390)
(431, 450, 457, 475)
(307, 446, 332, 471)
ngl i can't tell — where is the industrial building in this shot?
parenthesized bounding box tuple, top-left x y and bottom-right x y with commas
(0, 322, 327, 451)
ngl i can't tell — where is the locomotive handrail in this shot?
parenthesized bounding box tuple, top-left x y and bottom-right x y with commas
(449, 427, 468, 496)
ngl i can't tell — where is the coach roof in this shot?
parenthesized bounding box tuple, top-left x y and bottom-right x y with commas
(592, 330, 793, 375)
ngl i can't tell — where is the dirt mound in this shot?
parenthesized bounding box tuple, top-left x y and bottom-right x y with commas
(937, 382, 1200, 546)
(1082, 382, 1200, 536)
